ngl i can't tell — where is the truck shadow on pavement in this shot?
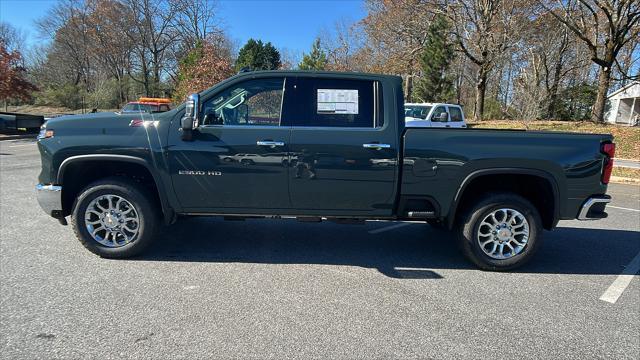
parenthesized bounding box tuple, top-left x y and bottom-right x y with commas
(135, 217, 640, 278)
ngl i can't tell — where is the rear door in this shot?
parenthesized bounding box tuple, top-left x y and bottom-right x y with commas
(448, 106, 467, 128)
(286, 77, 398, 215)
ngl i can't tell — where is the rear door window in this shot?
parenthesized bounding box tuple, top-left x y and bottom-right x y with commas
(449, 106, 464, 122)
(288, 78, 383, 128)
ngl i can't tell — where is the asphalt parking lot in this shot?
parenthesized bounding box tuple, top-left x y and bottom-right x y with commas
(1, 138, 639, 359)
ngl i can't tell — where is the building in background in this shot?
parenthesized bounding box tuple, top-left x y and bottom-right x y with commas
(605, 82, 639, 126)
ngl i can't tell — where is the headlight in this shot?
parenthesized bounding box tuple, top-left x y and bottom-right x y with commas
(37, 126, 54, 139)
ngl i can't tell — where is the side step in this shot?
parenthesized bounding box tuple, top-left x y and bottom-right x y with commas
(407, 211, 436, 218)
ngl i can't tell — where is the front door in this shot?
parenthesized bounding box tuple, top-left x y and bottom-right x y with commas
(168, 77, 291, 211)
(429, 105, 450, 128)
(286, 77, 398, 216)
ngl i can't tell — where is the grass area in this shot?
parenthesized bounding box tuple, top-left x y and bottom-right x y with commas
(5, 105, 118, 117)
(612, 167, 640, 180)
(468, 120, 640, 160)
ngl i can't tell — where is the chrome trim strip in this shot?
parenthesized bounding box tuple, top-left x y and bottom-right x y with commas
(199, 125, 282, 130)
(257, 140, 285, 147)
(578, 197, 611, 220)
(363, 143, 391, 149)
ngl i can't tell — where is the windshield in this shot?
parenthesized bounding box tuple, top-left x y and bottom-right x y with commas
(405, 105, 432, 120)
(121, 103, 155, 113)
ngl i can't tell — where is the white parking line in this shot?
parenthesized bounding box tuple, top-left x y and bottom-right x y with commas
(369, 222, 414, 234)
(599, 251, 640, 304)
(608, 205, 640, 212)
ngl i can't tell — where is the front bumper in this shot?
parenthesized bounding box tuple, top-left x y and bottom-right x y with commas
(577, 195, 611, 220)
(36, 184, 63, 218)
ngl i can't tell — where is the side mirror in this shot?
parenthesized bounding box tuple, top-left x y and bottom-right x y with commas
(181, 93, 200, 141)
(433, 112, 448, 122)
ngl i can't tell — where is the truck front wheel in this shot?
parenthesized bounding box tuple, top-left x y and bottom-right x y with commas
(457, 192, 542, 271)
(71, 177, 158, 258)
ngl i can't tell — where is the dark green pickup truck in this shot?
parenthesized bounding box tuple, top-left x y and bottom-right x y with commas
(36, 71, 615, 270)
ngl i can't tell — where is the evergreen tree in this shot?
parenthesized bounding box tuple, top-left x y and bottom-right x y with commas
(413, 14, 455, 103)
(298, 38, 328, 70)
(235, 39, 281, 71)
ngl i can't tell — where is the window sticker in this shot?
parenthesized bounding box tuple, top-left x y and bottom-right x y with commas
(317, 89, 359, 114)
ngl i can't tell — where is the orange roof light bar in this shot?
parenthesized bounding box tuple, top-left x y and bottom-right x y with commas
(138, 97, 171, 104)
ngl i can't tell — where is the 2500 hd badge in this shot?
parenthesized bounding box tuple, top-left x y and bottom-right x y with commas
(35, 70, 614, 271)
(178, 170, 222, 176)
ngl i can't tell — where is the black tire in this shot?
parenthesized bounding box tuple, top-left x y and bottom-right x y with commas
(71, 177, 159, 258)
(456, 192, 542, 271)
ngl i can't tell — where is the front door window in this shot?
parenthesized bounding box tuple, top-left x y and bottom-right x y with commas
(201, 78, 285, 126)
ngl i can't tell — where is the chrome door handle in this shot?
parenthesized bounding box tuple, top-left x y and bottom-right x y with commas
(363, 143, 391, 150)
(257, 140, 285, 147)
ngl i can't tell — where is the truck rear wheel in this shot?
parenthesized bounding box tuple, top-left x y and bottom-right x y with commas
(71, 177, 158, 258)
(456, 192, 542, 271)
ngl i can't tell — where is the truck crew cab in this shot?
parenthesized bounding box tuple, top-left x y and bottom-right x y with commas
(35, 71, 614, 270)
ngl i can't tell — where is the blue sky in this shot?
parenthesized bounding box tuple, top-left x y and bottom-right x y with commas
(0, 0, 366, 54)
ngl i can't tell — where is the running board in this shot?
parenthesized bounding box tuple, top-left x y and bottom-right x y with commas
(297, 216, 322, 222)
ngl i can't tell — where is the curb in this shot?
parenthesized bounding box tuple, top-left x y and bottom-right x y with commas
(610, 176, 640, 185)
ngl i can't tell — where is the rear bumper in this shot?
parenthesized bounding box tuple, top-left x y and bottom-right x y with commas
(577, 195, 611, 220)
(36, 184, 63, 218)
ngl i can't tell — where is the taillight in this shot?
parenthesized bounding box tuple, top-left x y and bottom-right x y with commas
(601, 143, 615, 184)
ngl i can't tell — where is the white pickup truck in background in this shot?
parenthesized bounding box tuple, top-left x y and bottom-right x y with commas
(404, 103, 468, 128)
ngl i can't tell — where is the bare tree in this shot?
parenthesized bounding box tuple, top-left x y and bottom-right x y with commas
(0, 21, 26, 54)
(612, 36, 639, 85)
(86, 0, 135, 104)
(362, 0, 434, 100)
(320, 19, 367, 72)
(541, 0, 640, 122)
(124, 0, 179, 96)
(441, 0, 527, 120)
(171, 0, 220, 47)
(518, 11, 592, 118)
(278, 47, 301, 70)
(37, 0, 94, 92)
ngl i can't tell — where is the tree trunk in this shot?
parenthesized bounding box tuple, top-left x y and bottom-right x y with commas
(141, 60, 150, 97)
(592, 65, 612, 123)
(547, 61, 563, 119)
(474, 69, 488, 121)
(404, 57, 415, 101)
(404, 74, 413, 102)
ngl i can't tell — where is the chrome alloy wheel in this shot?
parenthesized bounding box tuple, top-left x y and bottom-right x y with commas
(477, 208, 530, 260)
(84, 194, 140, 247)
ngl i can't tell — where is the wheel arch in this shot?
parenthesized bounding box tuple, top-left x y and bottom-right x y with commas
(447, 168, 561, 230)
(57, 154, 175, 224)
